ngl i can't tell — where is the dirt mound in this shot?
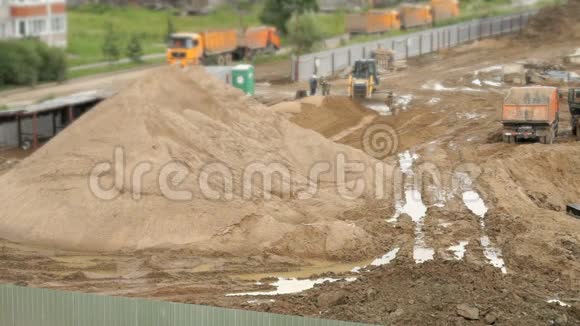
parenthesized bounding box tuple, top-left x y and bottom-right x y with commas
(287, 96, 376, 139)
(0, 67, 392, 258)
(250, 260, 578, 325)
(521, 0, 580, 42)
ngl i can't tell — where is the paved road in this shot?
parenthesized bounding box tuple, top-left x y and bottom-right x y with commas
(0, 64, 163, 108)
(69, 53, 167, 71)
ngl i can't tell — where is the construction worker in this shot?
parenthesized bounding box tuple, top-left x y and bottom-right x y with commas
(386, 91, 394, 109)
(320, 76, 331, 96)
(309, 74, 318, 96)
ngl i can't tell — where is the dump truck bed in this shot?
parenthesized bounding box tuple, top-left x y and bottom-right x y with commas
(431, 0, 460, 21)
(242, 26, 278, 50)
(345, 10, 400, 34)
(501, 87, 559, 125)
(400, 4, 433, 28)
(201, 30, 238, 55)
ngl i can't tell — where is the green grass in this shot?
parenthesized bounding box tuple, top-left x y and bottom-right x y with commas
(66, 0, 561, 72)
(68, 4, 263, 66)
(67, 57, 165, 79)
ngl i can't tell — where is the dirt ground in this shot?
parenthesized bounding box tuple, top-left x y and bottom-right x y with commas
(1, 3, 580, 325)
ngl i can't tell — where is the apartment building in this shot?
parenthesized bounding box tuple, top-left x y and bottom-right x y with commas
(0, 0, 67, 47)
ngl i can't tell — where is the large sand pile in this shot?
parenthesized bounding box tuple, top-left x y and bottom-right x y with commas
(0, 67, 392, 257)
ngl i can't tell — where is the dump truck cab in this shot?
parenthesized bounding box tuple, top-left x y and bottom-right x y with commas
(167, 33, 203, 66)
(349, 59, 380, 98)
(568, 88, 580, 137)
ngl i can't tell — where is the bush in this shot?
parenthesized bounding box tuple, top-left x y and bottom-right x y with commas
(126, 34, 143, 63)
(0, 39, 65, 87)
(102, 22, 121, 64)
(260, 0, 318, 34)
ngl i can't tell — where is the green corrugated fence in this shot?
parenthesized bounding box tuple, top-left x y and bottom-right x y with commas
(0, 284, 377, 326)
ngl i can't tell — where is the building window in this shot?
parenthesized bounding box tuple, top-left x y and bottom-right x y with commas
(30, 19, 46, 35)
(19, 20, 25, 36)
(51, 16, 64, 32)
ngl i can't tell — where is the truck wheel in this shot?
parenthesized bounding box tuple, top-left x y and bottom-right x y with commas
(576, 124, 580, 139)
(225, 54, 233, 65)
(502, 135, 509, 143)
(217, 55, 226, 66)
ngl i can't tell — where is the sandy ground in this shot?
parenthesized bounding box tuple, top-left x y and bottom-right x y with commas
(1, 3, 580, 325)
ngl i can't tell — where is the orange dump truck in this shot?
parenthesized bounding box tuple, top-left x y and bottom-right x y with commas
(501, 86, 560, 144)
(345, 10, 401, 34)
(399, 4, 433, 29)
(167, 26, 280, 66)
(241, 26, 281, 55)
(431, 0, 460, 22)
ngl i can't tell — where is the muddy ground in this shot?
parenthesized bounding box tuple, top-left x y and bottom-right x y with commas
(1, 4, 580, 326)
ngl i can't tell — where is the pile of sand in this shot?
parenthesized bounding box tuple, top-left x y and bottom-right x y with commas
(272, 96, 376, 139)
(0, 67, 393, 258)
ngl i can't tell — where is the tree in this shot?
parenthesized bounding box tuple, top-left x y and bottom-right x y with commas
(126, 34, 143, 63)
(165, 15, 176, 43)
(286, 11, 323, 54)
(102, 22, 120, 64)
(236, 0, 254, 30)
(259, 0, 318, 34)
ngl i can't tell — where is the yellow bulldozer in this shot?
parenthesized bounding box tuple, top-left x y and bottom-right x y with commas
(348, 59, 380, 99)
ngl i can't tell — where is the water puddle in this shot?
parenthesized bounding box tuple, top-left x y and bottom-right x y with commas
(547, 299, 571, 307)
(480, 236, 507, 273)
(422, 81, 483, 93)
(456, 172, 507, 273)
(226, 277, 357, 296)
(395, 94, 413, 110)
(447, 241, 469, 260)
(351, 247, 400, 272)
(390, 151, 434, 264)
(413, 245, 435, 264)
(456, 112, 484, 120)
(237, 259, 372, 281)
(364, 102, 392, 116)
(483, 80, 502, 87)
(427, 97, 441, 105)
(462, 190, 488, 218)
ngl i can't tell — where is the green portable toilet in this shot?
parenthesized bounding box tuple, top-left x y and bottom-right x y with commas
(231, 64, 255, 96)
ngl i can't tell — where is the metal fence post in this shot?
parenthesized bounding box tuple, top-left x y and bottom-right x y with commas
(419, 35, 423, 55)
(331, 52, 335, 75)
(468, 23, 471, 41)
(292, 55, 298, 81)
(313, 56, 318, 75)
(362, 46, 366, 59)
(430, 31, 434, 53)
(405, 39, 409, 58)
(447, 28, 451, 47)
(348, 49, 351, 66)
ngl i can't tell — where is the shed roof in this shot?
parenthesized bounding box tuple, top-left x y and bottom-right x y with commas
(0, 90, 109, 118)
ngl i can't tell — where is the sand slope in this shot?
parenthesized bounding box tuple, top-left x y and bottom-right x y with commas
(0, 67, 392, 256)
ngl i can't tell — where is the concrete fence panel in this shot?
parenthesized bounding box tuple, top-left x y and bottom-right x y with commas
(0, 284, 377, 326)
(292, 11, 536, 81)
